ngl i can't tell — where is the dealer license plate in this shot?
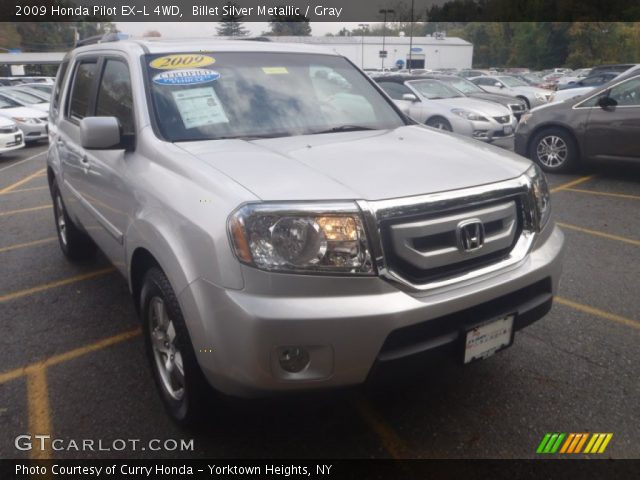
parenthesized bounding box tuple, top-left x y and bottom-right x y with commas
(464, 315, 514, 364)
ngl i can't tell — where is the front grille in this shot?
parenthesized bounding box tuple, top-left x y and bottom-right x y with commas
(380, 198, 524, 285)
(493, 115, 510, 124)
(0, 126, 17, 134)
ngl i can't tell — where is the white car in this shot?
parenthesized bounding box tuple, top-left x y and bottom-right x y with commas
(556, 68, 591, 88)
(0, 88, 50, 112)
(376, 76, 518, 142)
(0, 116, 24, 154)
(471, 75, 553, 108)
(0, 97, 48, 143)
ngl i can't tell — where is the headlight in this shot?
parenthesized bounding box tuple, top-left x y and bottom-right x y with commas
(228, 203, 374, 275)
(451, 108, 488, 122)
(519, 112, 532, 125)
(12, 117, 38, 124)
(525, 164, 551, 231)
(534, 92, 549, 101)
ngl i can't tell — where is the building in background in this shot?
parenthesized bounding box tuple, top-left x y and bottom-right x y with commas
(257, 35, 473, 70)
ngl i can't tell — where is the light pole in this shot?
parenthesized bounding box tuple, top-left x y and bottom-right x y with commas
(408, 0, 415, 71)
(379, 9, 394, 70)
(358, 23, 369, 69)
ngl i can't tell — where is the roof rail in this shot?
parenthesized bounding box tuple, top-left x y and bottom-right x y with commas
(75, 33, 121, 48)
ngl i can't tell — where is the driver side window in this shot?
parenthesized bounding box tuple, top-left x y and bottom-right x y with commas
(608, 77, 640, 107)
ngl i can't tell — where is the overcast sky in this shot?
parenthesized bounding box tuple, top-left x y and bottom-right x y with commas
(116, 22, 368, 37)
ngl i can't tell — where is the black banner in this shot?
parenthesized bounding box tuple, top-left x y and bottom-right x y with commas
(1, 459, 640, 480)
(2, 0, 640, 22)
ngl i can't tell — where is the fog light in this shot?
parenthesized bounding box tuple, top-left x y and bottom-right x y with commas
(278, 346, 310, 373)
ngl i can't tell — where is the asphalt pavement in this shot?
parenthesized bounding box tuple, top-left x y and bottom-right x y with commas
(0, 140, 638, 460)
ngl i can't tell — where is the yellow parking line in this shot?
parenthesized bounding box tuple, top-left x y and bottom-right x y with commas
(550, 175, 595, 193)
(27, 366, 52, 460)
(353, 397, 409, 459)
(0, 237, 57, 254)
(564, 188, 640, 201)
(556, 297, 640, 330)
(556, 222, 640, 247)
(0, 205, 50, 217)
(0, 185, 48, 195)
(0, 168, 46, 194)
(0, 328, 141, 385)
(0, 267, 116, 303)
(0, 151, 45, 174)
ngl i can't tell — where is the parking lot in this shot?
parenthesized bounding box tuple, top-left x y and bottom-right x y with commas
(0, 140, 638, 460)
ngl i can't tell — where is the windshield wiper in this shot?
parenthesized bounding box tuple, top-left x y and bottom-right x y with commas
(311, 125, 376, 135)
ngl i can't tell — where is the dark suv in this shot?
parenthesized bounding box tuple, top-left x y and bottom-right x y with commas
(514, 67, 640, 172)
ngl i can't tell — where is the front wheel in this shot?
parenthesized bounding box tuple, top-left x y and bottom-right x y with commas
(529, 128, 579, 173)
(426, 117, 453, 132)
(141, 267, 210, 428)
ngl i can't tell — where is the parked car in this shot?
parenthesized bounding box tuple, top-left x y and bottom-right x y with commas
(510, 73, 548, 89)
(458, 69, 488, 78)
(557, 72, 618, 90)
(551, 72, 621, 103)
(422, 74, 528, 119)
(0, 96, 48, 143)
(515, 67, 640, 172)
(0, 116, 24, 154)
(375, 75, 517, 141)
(48, 38, 563, 425)
(556, 68, 591, 88)
(470, 75, 552, 108)
(0, 87, 50, 112)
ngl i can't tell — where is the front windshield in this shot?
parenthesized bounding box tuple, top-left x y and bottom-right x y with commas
(145, 52, 406, 142)
(409, 79, 465, 99)
(499, 76, 528, 87)
(0, 96, 21, 108)
(440, 77, 483, 94)
(3, 89, 47, 104)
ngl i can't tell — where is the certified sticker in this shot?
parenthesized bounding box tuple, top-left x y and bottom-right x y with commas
(150, 54, 215, 70)
(152, 69, 220, 86)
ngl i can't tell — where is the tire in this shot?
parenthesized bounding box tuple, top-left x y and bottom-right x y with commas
(51, 180, 96, 262)
(528, 128, 579, 173)
(426, 117, 453, 132)
(517, 96, 530, 110)
(140, 267, 210, 428)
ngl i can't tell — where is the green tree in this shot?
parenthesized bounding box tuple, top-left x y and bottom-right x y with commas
(267, 14, 311, 36)
(216, 2, 249, 36)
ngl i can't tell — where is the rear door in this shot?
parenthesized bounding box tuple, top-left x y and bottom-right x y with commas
(583, 76, 640, 162)
(57, 57, 99, 228)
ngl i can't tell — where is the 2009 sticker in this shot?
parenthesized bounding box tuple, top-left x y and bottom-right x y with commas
(153, 69, 220, 86)
(150, 54, 215, 70)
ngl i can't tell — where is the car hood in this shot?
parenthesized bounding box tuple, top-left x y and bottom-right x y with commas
(468, 92, 522, 106)
(0, 116, 15, 127)
(511, 85, 548, 95)
(433, 97, 511, 115)
(175, 125, 531, 201)
(0, 106, 47, 119)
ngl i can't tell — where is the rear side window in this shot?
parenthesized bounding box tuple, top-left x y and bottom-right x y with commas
(68, 61, 97, 120)
(96, 59, 134, 135)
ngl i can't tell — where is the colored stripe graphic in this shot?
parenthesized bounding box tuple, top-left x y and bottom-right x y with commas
(539, 433, 613, 454)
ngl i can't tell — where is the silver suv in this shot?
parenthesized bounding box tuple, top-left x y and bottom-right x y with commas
(47, 38, 564, 425)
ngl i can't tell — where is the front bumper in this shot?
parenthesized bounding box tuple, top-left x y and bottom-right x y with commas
(0, 130, 24, 153)
(179, 224, 565, 397)
(18, 122, 47, 142)
(453, 116, 518, 142)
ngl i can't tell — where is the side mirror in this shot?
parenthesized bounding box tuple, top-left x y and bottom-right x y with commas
(402, 93, 418, 102)
(80, 117, 123, 150)
(495, 82, 503, 88)
(597, 95, 617, 110)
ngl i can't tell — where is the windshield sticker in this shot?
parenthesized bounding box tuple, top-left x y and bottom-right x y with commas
(153, 69, 220, 86)
(262, 67, 289, 75)
(172, 87, 229, 129)
(150, 54, 215, 70)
